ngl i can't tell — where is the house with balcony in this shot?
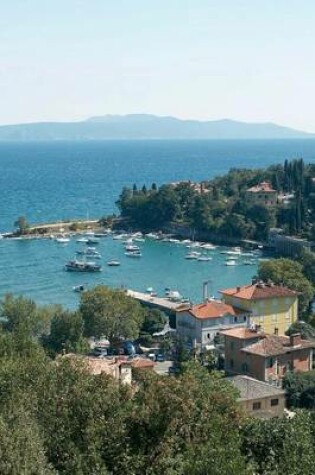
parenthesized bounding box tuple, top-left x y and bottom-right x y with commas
(220, 282, 298, 336)
(221, 328, 314, 385)
(245, 181, 278, 206)
(176, 299, 249, 349)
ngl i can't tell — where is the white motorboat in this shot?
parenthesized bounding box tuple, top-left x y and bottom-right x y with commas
(125, 244, 140, 252)
(107, 260, 121, 266)
(76, 237, 89, 243)
(225, 260, 237, 266)
(197, 256, 212, 262)
(56, 236, 70, 243)
(185, 251, 201, 259)
(125, 251, 142, 258)
(134, 238, 145, 242)
(201, 243, 217, 250)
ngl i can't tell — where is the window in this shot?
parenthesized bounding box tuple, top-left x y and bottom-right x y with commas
(253, 402, 261, 410)
(267, 358, 274, 368)
(271, 399, 279, 407)
(207, 333, 211, 340)
(234, 316, 237, 323)
(243, 315, 247, 322)
(230, 359, 234, 369)
(274, 327, 279, 336)
(242, 363, 249, 373)
(230, 341, 234, 350)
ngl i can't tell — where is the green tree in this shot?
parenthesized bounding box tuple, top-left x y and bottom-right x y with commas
(141, 309, 166, 335)
(14, 216, 29, 235)
(241, 410, 315, 474)
(258, 258, 314, 315)
(43, 309, 88, 355)
(79, 286, 145, 345)
(0, 294, 53, 339)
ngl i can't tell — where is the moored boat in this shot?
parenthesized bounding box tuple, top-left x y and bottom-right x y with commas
(107, 260, 121, 266)
(65, 259, 102, 272)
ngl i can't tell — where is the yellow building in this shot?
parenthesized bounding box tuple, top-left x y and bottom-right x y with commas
(220, 282, 298, 336)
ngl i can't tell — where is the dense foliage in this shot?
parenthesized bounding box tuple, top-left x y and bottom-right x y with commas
(0, 295, 314, 473)
(117, 159, 315, 241)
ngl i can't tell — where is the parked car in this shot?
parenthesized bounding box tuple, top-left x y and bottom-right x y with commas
(156, 354, 165, 362)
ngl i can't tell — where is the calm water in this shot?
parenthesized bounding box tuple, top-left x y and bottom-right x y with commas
(0, 139, 314, 307)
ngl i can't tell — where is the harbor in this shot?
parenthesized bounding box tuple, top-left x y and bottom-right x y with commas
(0, 230, 263, 308)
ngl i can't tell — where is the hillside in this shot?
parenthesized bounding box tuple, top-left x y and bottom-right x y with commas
(0, 114, 312, 141)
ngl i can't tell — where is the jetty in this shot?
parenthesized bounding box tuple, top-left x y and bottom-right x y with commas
(126, 289, 189, 315)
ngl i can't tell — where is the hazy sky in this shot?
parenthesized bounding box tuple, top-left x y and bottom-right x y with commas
(1, 0, 315, 131)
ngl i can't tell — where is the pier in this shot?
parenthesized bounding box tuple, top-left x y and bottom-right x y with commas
(126, 289, 189, 315)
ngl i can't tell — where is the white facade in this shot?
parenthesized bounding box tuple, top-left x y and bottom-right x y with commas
(176, 309, 248, 348)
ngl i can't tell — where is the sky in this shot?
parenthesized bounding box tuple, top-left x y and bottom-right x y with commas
(1, 0, 315, 131)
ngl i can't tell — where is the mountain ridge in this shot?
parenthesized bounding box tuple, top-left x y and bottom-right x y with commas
(0, 114, 312, 140)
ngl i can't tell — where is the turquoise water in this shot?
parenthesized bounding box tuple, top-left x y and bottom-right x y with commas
(0, 236, 258, 307)
(0, 139, 314, 307)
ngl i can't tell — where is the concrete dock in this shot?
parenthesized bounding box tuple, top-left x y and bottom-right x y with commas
(126, 289, 189, 314)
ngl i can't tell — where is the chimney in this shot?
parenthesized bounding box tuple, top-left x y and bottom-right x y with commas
(290, 333, 301, 347)
(203, 281, 208, 302)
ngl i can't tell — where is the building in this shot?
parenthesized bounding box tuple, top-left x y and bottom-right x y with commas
(221, 328, 314, 385)
(176, 299, 249, 349)
(227, 375, 286, 418)
(61, 354, 155, 385)
(268, 229, 314, 257)
(245, 181, 278, 206)
(220, 282, 298, 336)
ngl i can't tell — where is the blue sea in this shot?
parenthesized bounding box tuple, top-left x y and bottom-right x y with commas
(0, 139, 314, 307)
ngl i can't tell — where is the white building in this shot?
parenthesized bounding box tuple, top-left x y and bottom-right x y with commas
(176, 299, 249, 349)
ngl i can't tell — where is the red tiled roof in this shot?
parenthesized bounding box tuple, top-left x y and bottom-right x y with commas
(220, 283, 297, 300)
(180, 300, 243, 320)
(220, 327, 264, 340)
(242, 335, 314, 357)
(247, 181, 276, 193)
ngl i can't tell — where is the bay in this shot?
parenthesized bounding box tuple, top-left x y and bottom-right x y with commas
(0, 139, 314, 307)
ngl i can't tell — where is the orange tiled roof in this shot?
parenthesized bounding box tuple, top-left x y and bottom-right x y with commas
(247, 181, 276, 193)
(220, 283, 297, 300)
(242, 335, 314, 357)
(181, 300, 243, 320)
(220, 327, 264, 340)
(131, 358, 155, 369)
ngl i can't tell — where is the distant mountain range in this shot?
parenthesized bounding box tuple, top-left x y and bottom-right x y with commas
(0, 114, 313, 140)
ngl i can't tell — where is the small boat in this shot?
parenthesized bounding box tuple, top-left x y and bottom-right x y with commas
(169, 238, 180, 243)
(225, 260, 237, 266)
(145, 232, 160, 240)
(201, 243, 216, 250)
(107, 260, 121, 266)
(185, 251, 201, 259)
(94, 233, 109, 238)
(243, 260, 256, 266)
(197, 256, 212, 262)
(125, 251, 142, 258)
(77, 247, 102, 259)
(56, 235, 70, 243)
(76, 237, 89, 243)
(73, 284, 86, 292)
(65, 259, 102, 272)
(125, 244, 140, 252)
(134, 237, 145, 242)
(86, 238, 100, 245)
(113, 234, 124, 240)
